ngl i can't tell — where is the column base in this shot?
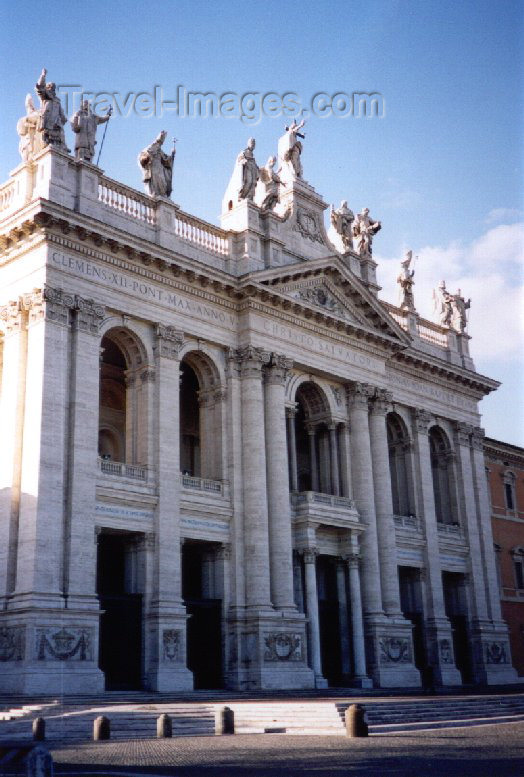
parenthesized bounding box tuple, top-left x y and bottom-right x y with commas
(364, 616, 422, 688)
(0, 608, 104, 694)
(144, 607, 194, 692)
(225, 610, 315, 690)
(425, 618, 463, 686)
(470, 621, 519, 685)
(349, 675, 374, 689)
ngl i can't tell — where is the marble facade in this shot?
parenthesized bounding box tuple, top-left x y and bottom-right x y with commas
(0, 141, 518, 693)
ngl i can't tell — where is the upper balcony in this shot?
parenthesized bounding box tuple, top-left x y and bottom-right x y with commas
(290, 490, 362, 530)
(96, 457, 156, 497)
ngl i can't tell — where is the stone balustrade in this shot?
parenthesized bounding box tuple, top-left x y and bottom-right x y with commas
(97, 457, 149, 481)
(291, 491, 356, 510)
(0, 180, 15, 214)
(393, 514, 421, 531)
(181, 473, 224, 495)
(436, 521, 464, 537)
(98, 177, 156, 224)
(174, 210, 229, 256)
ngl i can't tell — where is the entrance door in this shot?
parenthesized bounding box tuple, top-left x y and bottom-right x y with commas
(317, 556, 343, 685)
(97, 533, 143, 690)
(442, 572, 473, 684)
(186, 600, 223, 689)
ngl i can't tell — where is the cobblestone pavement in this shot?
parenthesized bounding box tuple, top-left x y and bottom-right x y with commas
(46, 721, 524, 777)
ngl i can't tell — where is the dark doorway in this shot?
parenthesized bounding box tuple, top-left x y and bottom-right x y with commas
(442, 572, 473, 683)
(317, 556, 342, 685)
(182, 542, 223, 689)
(97, 532, 143, 690)
(399, 567, 428, 673)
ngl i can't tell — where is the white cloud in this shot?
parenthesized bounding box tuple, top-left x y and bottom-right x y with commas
(485, 207, 523, 225)
(375, 222, 524, 362)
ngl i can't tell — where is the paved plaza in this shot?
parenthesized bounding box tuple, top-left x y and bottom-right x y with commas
(45, 722, 524, 777)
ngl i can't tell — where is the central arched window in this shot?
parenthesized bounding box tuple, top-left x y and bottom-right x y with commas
(429, 426, 456, 524)
(387, 413, 414, 516)
(180, 362, 201, 477)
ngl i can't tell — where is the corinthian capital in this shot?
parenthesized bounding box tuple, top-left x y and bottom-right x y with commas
(74, 295, 105, 335)
(471, 426, 485, 451)
(236, 345, 271, 378)
(346, 381, 374, 409)
(265, 353, 293, 385)
(454, 421, 473, 448)
(155, 324, 184, 360)
(413, 408, 432, 434)
(371, 388, 393, 416)
(0, 299, 22, 334)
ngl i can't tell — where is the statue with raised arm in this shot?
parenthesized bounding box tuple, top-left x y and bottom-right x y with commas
(330, 200, 354, 252)
(432, 280, 453, 327)
(237, 137, 259, 200)
(138, 131, 176, 197)
(352, 207, 381, 257)
(257, 155, 283, 211)
(71, 100, 112, 163)
(278, 118, 306, 180)
(35, 68, 68, 151)
(451, 289, 471, 332)
(17, 93, 43, 162)
(397, 250, 416, 310)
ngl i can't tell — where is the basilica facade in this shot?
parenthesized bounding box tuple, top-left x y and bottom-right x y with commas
(0, 113, 518, 692)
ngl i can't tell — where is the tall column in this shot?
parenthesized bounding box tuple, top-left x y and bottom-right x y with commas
(238, 345, 272, 610)
(147, 324, 193, 691)
(336, 559, 351, 676)
(265, 354, 296, 612)
(412, 409, 461, 685)
(0, 300, 26, 604)
(307, 424, 319, 492)
(303, 548, 327, 687)
(346, 383, 383, 616)
(346, 550, 369, 681)
(329, 424, 341, 496)
(339, 422, 353, 499)
(286, 406, 299, 492)
(368, 391, 402, 616)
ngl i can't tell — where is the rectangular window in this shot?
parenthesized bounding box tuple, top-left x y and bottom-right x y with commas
(515, 559, 524, 590)
(505, 482, 515, 510)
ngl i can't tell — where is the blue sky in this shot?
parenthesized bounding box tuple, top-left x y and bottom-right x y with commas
(1, 0, 523, 444)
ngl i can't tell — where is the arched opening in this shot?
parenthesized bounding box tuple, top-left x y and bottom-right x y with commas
(429, 427, 457, 525)
(292, 382, 338, 495)
(99, 336, 127, 462)
(180, 362, 201, 477)
(387, 413, 414, 517)
(179, 352, 223, 482)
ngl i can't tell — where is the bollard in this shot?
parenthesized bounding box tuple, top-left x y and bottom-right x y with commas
(32, 717, 45, 741)
(345, 704, 368, 738)
(221, 706, 235, 735)
(93, 715, 110, 741)
(157, 713, 172, 738)
(26, 744, 54, 777)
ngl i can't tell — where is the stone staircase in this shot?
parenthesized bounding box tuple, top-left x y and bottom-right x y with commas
(222, 702, 344, 734)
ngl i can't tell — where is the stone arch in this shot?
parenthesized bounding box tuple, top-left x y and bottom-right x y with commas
(387, 412, 415, 517)
(429, 425, 457, 525)
(179, 348, 225, 481)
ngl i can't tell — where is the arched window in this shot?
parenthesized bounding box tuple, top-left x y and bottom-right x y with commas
(512, 547, 524, 590)
(179, 351, 223, 481)
(387, 413, 414, 516)
(292, 382, 340, 495)
(429, 426, 456, 525)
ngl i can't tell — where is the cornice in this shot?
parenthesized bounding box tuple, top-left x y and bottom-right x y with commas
(389, 347, 499, 396)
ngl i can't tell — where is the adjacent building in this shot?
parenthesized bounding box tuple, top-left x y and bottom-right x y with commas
(486, 438, 524, 676)
(0, 118, 518, 693)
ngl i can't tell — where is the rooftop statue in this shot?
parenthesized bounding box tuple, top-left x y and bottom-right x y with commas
(237, 137, 259, 200)
(278, 119, 306, 181)
(17, 94, 43, 163)
(433, 280, 453, 327)
(71, 100, 112, 163)
(138, 131, 176, 197)
(451, 289, 471, 333)
(352, 208, 381, 257)
(330, 200, 354, 253)
(257, 155, 283, 211)
(397, 250, 416, 311)
(35, 68, 69, 152)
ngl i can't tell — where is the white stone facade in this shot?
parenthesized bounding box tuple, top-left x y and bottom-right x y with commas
(0, 145, 518, 693)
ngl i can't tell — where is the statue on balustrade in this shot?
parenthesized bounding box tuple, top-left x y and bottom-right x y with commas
(397, 250, 416, 311)
(432, 280, 453, 327)
(257, 155, 283, 211)
(138, 131, 176, 197)
(451, 289, 471, 333)
(278, 119, 306, 180)
(330, 200, 354, 252)
(71, 100, 112, 163)
(35, 68, 69, 152)
(17, 94, 43, 162)
(352, 207, 381, 257)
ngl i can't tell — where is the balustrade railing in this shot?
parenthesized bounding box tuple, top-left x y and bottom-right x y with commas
(98, 177, 156, 224)
(0, 180, 15, 213)
(417, 321, 448, 347)
(394, 514, 420, 530)
(174, 210, 229, 256)
(436, 521, 463, 536)
(98, 457, 148, 481)
(181, 473, 223, 495)
(291, 491, 356, 510)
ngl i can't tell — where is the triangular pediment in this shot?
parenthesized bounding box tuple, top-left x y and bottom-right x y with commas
(241, 255, 411, 347)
